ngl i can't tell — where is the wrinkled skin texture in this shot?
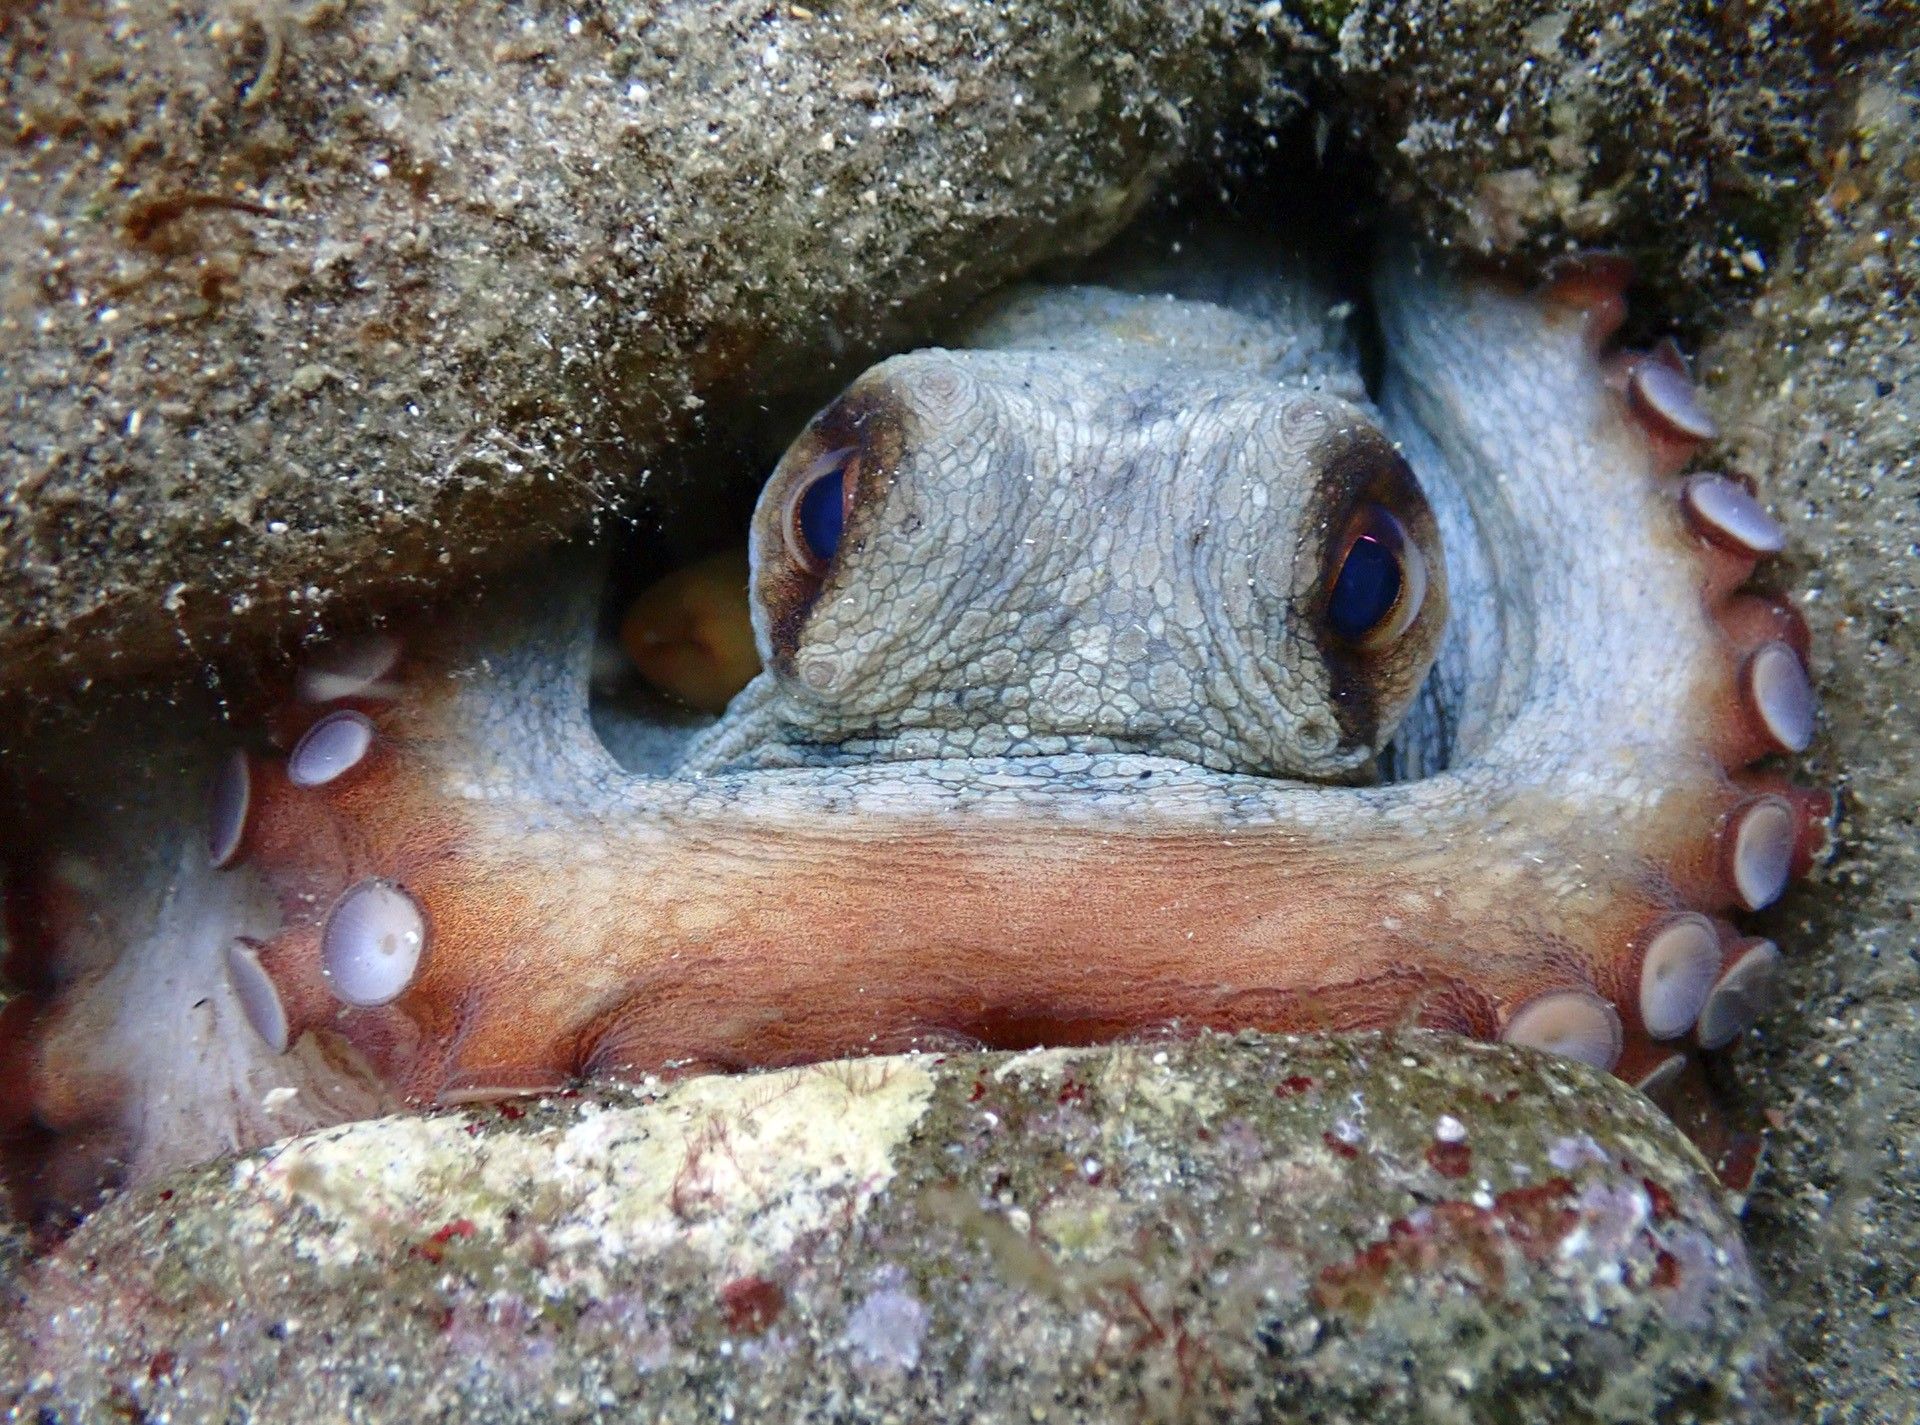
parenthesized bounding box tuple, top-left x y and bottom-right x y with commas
(691, 278, 1446, 783)
(1, 239, 1825, 1232)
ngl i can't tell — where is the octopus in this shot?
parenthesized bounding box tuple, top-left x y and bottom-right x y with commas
(0, 231, 1828, 1234)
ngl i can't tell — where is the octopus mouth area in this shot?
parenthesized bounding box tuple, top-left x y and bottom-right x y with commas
(0, 231, 1829, 1241)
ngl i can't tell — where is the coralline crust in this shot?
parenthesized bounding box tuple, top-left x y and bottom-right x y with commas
(0, 1032, 1774, 1424)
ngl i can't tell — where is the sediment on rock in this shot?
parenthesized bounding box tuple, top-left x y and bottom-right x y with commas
(1701, 48, 1920, 1425)
(1, 0, 1895, 711)
(1324, 0, 1898, 317)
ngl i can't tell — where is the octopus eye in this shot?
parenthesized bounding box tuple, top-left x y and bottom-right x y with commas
(784, 446, 860, 575)
(1327, 504, 1427, 647)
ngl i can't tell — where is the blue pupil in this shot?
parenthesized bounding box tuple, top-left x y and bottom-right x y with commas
(797, 467, 845, 566)
(1328, 532, 1401, 640)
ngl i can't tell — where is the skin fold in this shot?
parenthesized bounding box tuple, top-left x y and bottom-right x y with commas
(0, 236, 1827, 1233)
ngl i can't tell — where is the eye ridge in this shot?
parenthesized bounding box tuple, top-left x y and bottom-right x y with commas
(1326, 503, 1425, 647)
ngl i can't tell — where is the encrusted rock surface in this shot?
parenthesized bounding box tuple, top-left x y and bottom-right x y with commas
(0, 0, 1309, 706)
(0, 1032, 1771, 1423)
(0, 0, 1895, 707)
(1701, 49, 1920, 1425)
(1325, 0, 1900, 310)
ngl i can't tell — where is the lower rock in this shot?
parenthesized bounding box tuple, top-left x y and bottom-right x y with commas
(2, 1031, 1770, 1424)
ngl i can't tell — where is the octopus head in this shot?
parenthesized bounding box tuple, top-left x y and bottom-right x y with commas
(736, 336, 1446, 783)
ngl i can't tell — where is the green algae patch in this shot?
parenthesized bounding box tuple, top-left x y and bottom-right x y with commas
(1294, 0, 1358, 41)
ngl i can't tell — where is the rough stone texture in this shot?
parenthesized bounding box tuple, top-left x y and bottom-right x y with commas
(1700, 50, 1920, 1425)
(0, 1032, 1772, 1423)
(4, 7, 1919, 1421)
(2, 0, 1902, 709)
(0, 0, 1310, 708)
(1325, 0, 1903, 319)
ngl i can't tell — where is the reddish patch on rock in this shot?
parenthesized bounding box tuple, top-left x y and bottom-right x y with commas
(1322, 1131, 1359, 1160)
(1714, 1133, 1763, 1196)
(1642, 1176, 1677, 1221)
(413, 1218, 478, 1263)
(1652, 1248, 1682, 1290)
(720, 1274, 785, 1335)
(1275, 1075, 1316, 1098)
(1425, 1140, 1472, 1179)
(1057, 1078, 1090, 1106)
(1314, 1178, 1580, 1320)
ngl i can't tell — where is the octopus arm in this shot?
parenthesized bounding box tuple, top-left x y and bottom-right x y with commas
(1, 248, 1827, 1230)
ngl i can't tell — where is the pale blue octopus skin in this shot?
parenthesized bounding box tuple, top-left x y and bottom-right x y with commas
(0, 235, 1816, 1227)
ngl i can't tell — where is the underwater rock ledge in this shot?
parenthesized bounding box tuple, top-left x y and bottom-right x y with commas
(0, 0, 1301, 705)
(2, 1032, 1771, 1424)
(0, 0, 1887, 706)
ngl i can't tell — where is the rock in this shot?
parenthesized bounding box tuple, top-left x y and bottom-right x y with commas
(1700, 47, 1920, 1424)
(0, 1032, 1770, 1423)
(0, 0, 1310, 705)
(1, 0, 1896, 706)
(1325, 0, 1901, 317)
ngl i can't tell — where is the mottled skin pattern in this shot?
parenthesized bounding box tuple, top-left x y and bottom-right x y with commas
(691, 280, 1441, 784)
(0, 239, 1827, 1232)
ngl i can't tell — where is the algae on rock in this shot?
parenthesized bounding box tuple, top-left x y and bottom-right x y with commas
(1, 1033, 1773, 1424)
